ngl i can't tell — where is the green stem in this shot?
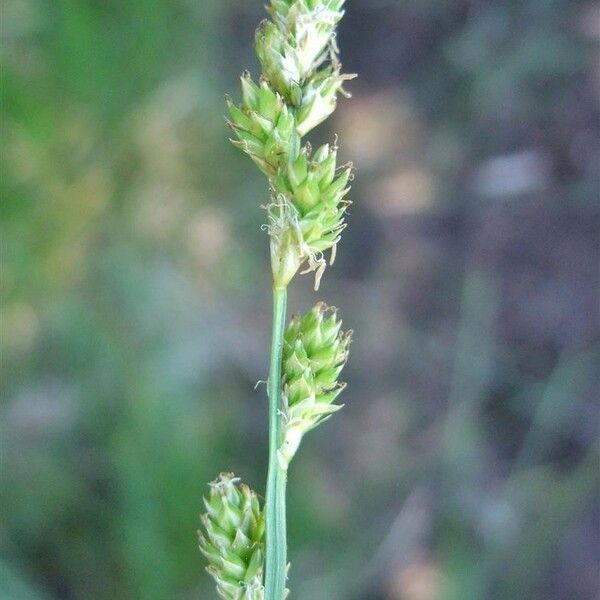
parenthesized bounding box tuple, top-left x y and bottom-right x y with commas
(265, 285, 288, 599)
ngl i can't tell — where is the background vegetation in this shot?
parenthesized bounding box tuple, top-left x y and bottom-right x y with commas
(2, 0, 599, 598)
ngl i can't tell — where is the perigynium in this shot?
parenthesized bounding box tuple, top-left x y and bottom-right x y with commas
(199, 1, 355, 598)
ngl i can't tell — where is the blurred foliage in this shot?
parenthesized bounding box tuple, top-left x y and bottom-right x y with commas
(1, 0, 599, 599)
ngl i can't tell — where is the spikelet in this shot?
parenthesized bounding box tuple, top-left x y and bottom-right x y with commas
(278, 303, 351, 468)
(198, 474, 265, 600)
(226, 0, 355, 288)
(227, 74, 299, 178)
(256, 0, 355, 136)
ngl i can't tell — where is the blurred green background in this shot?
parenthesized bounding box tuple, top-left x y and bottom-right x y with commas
(2, 0, 599, 598)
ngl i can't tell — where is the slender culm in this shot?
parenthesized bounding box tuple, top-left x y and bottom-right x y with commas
(199, 1, 355, 597)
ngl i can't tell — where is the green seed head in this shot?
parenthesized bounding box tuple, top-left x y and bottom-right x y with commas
(257, 1, 347, 107)
(199, 473, 265, 600)
(269, 143, 351, 289)
(228, 74, 300, 178)
(278, 303, 351, 467)
(228, 0, 355, 289)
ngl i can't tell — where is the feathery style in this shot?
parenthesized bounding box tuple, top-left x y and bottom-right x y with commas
(201, 0, 355, 597)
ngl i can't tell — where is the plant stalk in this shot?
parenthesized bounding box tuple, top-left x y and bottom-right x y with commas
(265, 285, 288, 599)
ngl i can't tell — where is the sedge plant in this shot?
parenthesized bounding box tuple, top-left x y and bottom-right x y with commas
(198, 1, 355, 597)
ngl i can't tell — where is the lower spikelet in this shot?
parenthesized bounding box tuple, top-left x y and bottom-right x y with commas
(198, 473, 265, 599)
(278, 302, 351, 467)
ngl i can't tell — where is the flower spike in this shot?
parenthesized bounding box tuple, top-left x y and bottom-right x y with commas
(204, 0, 355, 595)
(199, 474, 265, 600)
(278, 303, 351, 468)
(227, 0, 355, 288)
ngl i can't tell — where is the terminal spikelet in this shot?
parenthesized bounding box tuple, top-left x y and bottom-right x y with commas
(226, 0, 355, 288)
(257, 1, 346, 100)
